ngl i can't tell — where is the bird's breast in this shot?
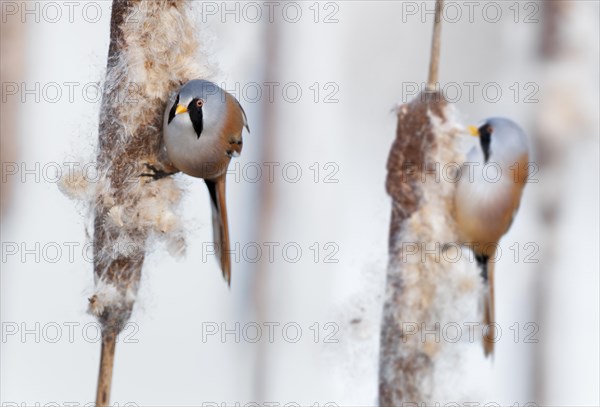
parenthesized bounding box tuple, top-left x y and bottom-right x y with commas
(163, 119, 231, 180)
(454, 162, 526, 247)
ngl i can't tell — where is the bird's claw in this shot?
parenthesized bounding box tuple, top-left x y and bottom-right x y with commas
(140, 163, 175, 180)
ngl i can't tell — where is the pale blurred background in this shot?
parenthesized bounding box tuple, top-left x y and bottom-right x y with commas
(1, 1, 598, 406)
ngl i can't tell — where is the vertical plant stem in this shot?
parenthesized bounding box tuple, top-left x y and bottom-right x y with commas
(427, 0, 444, 91)
(96, 331, 117, 407)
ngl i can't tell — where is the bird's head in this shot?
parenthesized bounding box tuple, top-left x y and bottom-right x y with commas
(167, 80, 226, 138)
(467, 118, 528, 164)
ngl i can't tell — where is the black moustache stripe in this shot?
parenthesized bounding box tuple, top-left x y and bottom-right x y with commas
(167, 94, 179, 125)
(479, 124, 492, 163)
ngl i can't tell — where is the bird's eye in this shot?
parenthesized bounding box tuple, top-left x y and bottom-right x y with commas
(196, 99, 204, 108)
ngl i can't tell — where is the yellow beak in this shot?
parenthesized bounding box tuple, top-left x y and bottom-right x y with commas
(467, 125, 479, 137)
(175, 104, 188, 115)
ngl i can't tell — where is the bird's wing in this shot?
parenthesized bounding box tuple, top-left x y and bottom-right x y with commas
(223, 93, 247, 158)
(236, 98, 250, 133)
(503, 152, 530, 233)
(205, 177, 232, 285)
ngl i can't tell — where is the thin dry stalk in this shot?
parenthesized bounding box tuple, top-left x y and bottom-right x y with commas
(427, 0, 444, 91)
(96, 332, 117, 406)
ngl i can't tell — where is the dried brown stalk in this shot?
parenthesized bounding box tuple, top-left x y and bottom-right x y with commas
(427, 0, 444, 91)
(96, 332, 117, 406)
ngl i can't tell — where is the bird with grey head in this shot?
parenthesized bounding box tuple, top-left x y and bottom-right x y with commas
(162, 79, 249, 285)
(454, 117, 530, 357)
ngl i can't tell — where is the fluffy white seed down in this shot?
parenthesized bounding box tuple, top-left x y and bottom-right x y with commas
(387, 104, 485, 402)
(60, 1, 214, 319)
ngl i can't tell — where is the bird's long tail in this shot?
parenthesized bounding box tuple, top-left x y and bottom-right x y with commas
(205, 177, 232, 285)
(476, 253, 495, 357)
